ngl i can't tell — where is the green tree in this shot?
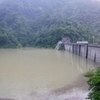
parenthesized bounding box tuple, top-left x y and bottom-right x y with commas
(87, 67, 100, 100)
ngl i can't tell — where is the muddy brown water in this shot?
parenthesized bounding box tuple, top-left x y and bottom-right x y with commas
(0, 48, 99, 100)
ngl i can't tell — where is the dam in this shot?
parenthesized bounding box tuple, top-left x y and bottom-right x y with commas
(64, 43, 100, 63)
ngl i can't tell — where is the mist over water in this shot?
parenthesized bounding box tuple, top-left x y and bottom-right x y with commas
(0, 48, 99, 100)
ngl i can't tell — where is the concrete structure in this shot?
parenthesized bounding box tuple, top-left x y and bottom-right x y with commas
(77, 41, 88, 44)
(64, 43, 100, 63)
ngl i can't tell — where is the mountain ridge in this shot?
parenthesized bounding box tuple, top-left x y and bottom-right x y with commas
(0, 0, 100, 48)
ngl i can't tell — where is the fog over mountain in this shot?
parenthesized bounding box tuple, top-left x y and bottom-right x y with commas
(0, 0, 100, 48)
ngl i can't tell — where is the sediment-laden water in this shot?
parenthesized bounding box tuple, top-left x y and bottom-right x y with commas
(0, 48, 99, 100)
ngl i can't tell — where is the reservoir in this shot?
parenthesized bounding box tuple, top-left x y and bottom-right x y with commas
(0, 48, 99, 100)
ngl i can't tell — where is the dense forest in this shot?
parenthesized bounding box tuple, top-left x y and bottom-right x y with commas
(0, 0, 100, 48)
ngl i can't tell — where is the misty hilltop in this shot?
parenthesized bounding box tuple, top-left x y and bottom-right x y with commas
(0, 0, 100, 48)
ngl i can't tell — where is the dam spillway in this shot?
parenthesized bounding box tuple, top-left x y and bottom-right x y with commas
(64, 43, 100, 63)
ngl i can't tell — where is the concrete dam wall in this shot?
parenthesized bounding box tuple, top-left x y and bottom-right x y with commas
(64, 43, 100, 63)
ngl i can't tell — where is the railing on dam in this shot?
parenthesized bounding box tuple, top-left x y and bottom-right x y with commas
(64, 43, 100, 63)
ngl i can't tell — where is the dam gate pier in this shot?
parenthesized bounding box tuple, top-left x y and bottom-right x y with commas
(64, 43, 100, 63)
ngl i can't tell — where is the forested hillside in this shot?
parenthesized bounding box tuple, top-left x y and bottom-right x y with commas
(0, 0, 100, 48)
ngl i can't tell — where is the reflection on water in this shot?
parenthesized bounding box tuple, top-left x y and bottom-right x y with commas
(0, 48, 99, 99)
